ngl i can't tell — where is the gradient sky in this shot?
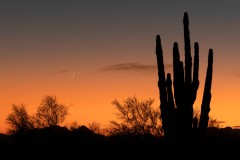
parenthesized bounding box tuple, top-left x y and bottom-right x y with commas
(0, 0, 240, 133)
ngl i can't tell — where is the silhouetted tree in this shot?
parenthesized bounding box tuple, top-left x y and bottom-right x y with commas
(88, 122, 102, 134)
(34, 95, 68, 128)
(155, 12, 213, 140)
(208, 118, 223, 128)
(109, 96, 162, 136)
(193, 109, 222, 128)
(66, 121, 81, 131)
(6, 104, 34, 134)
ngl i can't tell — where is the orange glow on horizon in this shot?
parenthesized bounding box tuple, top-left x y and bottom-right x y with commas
(1, 62, 240, 134)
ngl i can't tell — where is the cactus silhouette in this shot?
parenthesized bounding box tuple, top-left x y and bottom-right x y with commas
(155, 12, 213, 140)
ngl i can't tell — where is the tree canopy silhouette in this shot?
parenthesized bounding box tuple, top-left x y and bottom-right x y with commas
(34, 95, 68, 128)
(6, 95, 69, 134)
(109, 96, 162, 136)
(6, 104, 34, 134)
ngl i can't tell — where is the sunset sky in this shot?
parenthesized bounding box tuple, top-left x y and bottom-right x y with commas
(0, 1, 240, 133)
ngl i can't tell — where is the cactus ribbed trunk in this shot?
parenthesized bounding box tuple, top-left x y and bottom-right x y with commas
(155, 12, 213, 141)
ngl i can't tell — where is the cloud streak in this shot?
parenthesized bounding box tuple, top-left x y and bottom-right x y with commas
(233, 72, 240, 78)
(51, 69, 71, 75)
(101, 63, 172, 72)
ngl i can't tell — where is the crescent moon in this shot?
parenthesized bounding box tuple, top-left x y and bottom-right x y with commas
(70, 71, 75, 79)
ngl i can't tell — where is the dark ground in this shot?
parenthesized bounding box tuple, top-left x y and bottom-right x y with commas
(0, 126, 239, 159)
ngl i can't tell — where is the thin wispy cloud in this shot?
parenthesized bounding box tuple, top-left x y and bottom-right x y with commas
(51, 69, 71, 75)
(102, 63, 156, 71)
(101, 63, 172, 72)
(233, 72, 240, 78)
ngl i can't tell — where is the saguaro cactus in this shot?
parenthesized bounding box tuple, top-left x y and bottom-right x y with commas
(156, 12, 213, 140)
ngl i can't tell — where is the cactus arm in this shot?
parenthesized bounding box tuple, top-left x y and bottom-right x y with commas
(156, 35, 167, 105)
(193, 42, 199, 86)
(166, 73, 176, 137)
(173, 42, 184, 109)
(166, 73, 175, 110)
(198, 49, 213, 134)
(191, 42, 200, 104)
(155, 35, 169, 134)
(183, 12, 192, 86)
